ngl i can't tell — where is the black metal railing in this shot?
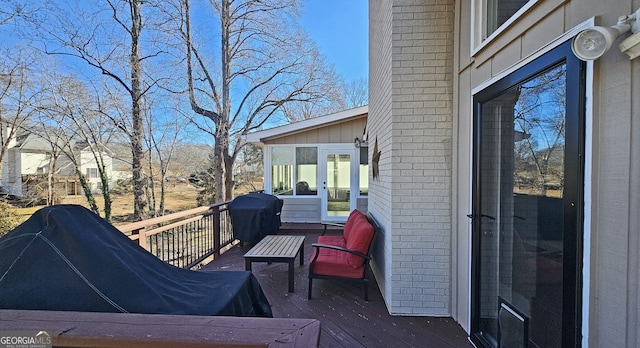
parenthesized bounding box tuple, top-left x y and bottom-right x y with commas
(118, 201, 234, 269)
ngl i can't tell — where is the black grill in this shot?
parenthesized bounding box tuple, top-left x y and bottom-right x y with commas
(229, 192, 283, 244)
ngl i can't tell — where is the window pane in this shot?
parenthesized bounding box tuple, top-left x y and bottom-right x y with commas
(326, 153, 351, 217)
(359, 147, 368, 196)
(272, 147, 293, 165)
(86, 168, 98, 179)
(272, 147, 293, 195)
(296, 147, 317, 195)
(486, 0, 529, 37)
(477, 63, 566, 348)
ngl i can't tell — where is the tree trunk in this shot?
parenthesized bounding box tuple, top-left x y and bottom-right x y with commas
(98, 165, 112, 222)
(46, 154, 57, 206)
(213, 124, 227, 202)
(224, 151, 234, 199)
(77, 169, 99, 215)
(218, 0, 231, 202)
(130, 0, 146, 220)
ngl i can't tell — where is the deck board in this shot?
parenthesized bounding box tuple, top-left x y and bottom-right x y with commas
(202, 226, 472, 348)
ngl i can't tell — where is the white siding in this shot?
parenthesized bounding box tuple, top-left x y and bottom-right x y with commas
(20, 152, 49, 174)
(1, 149, 22, 195)
(279, 197, 322, 223)
(79, 150, 113, 193)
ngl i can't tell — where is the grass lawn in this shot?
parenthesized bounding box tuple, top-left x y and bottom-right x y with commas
(10, 179, 263, 227)
(12, 183, 201, 226)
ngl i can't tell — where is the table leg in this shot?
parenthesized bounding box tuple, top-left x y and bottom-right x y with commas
(245, 259, 252, 271)
(288, 260, 294, 292)
(299, 243, 304, 266)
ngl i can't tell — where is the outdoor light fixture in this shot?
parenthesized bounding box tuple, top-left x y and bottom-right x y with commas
(354, 137, 367, 148)
(572, 8, 640, 60)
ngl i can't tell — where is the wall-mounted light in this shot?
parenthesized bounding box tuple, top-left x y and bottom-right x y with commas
(354, 137, 368, 148)
(572, 8, 640, 60)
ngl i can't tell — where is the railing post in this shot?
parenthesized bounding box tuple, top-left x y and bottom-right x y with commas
(212, 206, 221, 258)
(132, 228, 147, 250)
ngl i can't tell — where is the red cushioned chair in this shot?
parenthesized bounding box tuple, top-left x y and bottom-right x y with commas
(308, 210, 379, 301)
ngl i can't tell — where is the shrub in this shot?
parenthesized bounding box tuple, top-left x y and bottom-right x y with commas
(0, 201, 20, 237)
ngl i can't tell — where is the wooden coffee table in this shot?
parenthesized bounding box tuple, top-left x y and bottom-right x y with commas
(244, 235, 306, 293)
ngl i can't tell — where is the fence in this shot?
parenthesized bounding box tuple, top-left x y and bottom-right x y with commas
(117, 201, 233, 269)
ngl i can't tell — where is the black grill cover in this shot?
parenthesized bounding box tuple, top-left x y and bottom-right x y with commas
(0, 205, 272, 317)
(229, 192, 283, 244)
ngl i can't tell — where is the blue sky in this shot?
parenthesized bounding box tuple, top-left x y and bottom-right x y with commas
(301, 0, 368, 82)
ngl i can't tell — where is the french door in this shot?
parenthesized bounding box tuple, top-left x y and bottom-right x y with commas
(320, 147, 357, 222)
(470, 41, 584, 348)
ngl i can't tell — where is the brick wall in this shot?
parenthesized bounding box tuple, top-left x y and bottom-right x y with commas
(368, 0, 394, 301)
(369, 0, 454, 316)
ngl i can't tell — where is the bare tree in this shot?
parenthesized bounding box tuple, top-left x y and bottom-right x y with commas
(0, 50, 41, 188)
(280, 76, 368, 122)
(342, 77, 368, 109)
(182, 0, 341, 201)
(142, 93, 187, 216)
(0, 0, 42, 26)
(33, 0, 172, 220)
(514, 65, 566, 195)
(37, 74, 120, 220)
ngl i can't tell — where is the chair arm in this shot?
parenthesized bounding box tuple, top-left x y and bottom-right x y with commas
(310, 243, 369, 260)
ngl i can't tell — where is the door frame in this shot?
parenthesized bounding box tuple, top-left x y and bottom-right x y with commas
(319, 145, 358, 222)
(469, 39, 585, 348)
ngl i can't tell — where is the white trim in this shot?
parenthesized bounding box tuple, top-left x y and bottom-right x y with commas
(264, 143, 365, 198)
(581, 51, 595, 348)
(244, 105, 368, 144)
(472, 18, 596, 95)
(264, 143, 365, 223)
(467, 19, 595, 345)
(467, 107, 475, 334)
(471, 0, 540, 56)
(319, 146, 358, 222)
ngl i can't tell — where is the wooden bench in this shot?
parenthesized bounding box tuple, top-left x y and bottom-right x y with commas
(244, 235, 306, 292)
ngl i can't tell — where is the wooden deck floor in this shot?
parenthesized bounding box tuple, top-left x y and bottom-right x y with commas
(202, 224, 473, 348)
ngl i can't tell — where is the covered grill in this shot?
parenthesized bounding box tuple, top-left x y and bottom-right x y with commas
(0, 205, 273, 317)
(229, 192, 283, 244)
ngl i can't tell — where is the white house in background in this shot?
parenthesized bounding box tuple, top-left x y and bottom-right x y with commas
(244, 106, 368, 223)
(0, 130, 115, 197)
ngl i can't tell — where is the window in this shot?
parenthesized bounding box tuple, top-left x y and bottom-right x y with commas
(295, 147, 317, 195)
(272, 147, 293, 195)
(86, 167, 98, 180)
(359, 146, 368, 196)
(473, 0, 535, 50)
(486, 0, 529, 36)
(271, 146, 318, 196)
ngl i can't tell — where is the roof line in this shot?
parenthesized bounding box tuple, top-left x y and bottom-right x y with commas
(244, 105, 368, 144)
